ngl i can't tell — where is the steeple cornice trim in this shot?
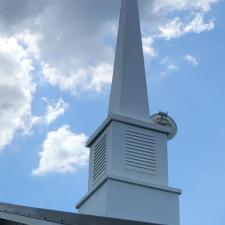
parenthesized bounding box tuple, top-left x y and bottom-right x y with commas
(76, 175, 182, 209)
(86, 114, 172, 147)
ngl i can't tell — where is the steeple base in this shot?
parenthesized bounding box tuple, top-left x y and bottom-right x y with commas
(76, 114, 181, 225)
(76, 176, 181, 225)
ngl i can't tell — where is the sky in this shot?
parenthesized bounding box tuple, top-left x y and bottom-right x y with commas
(0, 0, 225, 224)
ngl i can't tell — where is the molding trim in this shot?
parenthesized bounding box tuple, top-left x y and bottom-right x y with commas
(87, 113, 171, 147)
(76, 175, 182, 209)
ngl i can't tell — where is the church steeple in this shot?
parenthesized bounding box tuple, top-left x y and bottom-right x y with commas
(77, 1, 181, 225)
(109, 0, 150, 121)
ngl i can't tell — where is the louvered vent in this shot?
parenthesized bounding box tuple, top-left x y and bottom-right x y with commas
(93, 134, 107, 184)
(125, 130, 156, 175)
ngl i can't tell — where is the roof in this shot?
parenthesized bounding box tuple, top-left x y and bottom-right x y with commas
(0, 202, 163, 225)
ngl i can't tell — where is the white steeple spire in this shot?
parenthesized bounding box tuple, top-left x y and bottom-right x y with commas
(109, 0, 150, 121)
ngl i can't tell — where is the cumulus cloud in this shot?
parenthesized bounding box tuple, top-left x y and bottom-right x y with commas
(168, 64, 179, 71)
(32, 125, 89, 176)
(42, 63, 113, 95)
(0, 0, 219, 95)
(0, 0, 46, 34)
(142, 36, 157, 57)
(45, 98, 69, 124)
(159, 17, 184, 40)
(184, 54, 198, 66)
(152, 0, 218, 13)
(0, 0, 220, 151)
(0, 0, 119, 95)
(28, 0, 117, 95)
(0, 35, 34, 151)
(184, 13, 215, 34)
(159, 13, 215, 40)
(0, 31, 66, 151)
(30, 98, 69, 127)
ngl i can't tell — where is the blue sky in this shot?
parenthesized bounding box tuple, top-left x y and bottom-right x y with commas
(0, 0, 225, 225)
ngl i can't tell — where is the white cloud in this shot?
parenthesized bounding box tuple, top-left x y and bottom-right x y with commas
(0, 0, 218, 96)
(45, 98, 69, 124)
(168, 64, 179, 71)
(184, 54, 198, 66)
(184, 13, 215, 33)
(0, 35, 34, 151)
(30, 98, 69, 127)
(159, 17, 184, 40)
(159, 13, 215, 40)
(42, 62, 113, 95)
(15, 31, 41, 57)
(0, 31, 66, 151)
(0, 0, 220, 151)
(142, 36, 157, 57)
(32, 125, 89, 176)
(152, 0, 218, 13)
